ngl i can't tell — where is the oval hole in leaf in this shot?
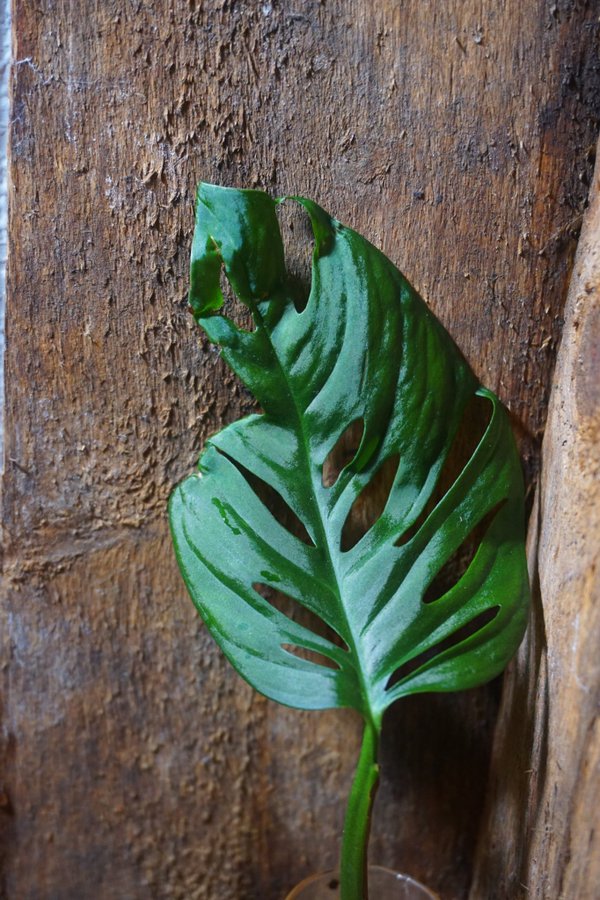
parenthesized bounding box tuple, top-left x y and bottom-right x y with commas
(385, 605, 501, 690)
(395, 392, 493, 547)
(422, 500, 507, 604)
(216, 450, 315, 546)
(341, 454, 400, 551)
(322, 418, 365, 488)
(253, 582, 347, 650)
(281, 643, 341, 670)
(219, 267, 255, 332)
(276, 200, 313, 312)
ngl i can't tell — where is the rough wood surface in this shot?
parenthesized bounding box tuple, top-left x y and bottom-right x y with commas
(1, 2, 598, 898)
(470, 140, 600, 900)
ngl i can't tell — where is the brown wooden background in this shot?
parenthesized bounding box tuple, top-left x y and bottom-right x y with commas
(1, 1, 598, 898)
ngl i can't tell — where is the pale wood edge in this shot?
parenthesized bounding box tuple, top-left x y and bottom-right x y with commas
(470, 138, 600, 900)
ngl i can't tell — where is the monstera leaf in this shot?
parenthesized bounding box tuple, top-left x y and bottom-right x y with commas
(169, 184, 530, 899)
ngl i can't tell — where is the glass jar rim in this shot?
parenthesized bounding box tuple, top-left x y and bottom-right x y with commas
(286, 865, 440, 899)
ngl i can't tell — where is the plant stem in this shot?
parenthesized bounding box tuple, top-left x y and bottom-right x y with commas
(339, 718, 381, 900)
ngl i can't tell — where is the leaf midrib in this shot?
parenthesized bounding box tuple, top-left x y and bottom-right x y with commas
(250, 299, 380, 725)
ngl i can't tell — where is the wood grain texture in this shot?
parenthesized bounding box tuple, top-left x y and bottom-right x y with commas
(470, 141, 600, 900)
(1, 1, 598, 898)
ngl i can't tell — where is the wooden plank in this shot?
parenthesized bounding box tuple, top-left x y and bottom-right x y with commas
(470, 141, 600, 900)
(1, 2, 598, 897)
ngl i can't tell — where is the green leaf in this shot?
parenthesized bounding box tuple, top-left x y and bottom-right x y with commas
(169, 183, 530, 727)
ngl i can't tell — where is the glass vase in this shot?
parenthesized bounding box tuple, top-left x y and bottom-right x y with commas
(285, 866, 439, 899)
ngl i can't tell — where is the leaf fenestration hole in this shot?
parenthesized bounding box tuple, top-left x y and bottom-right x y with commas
(218, 267, 255, 332)
(281, 644, 341, 670)
(422, 500, 507, 604)
(341, 454, 400, 551)
(276, 200, 314, 312)
(385, 605, 501, 690)
(217, 450, 315, 546)
(395, 392, 493, 547)
(322, 419, 365, 488)
(253, 582, 346, 649)
(253, 582, 347, 670)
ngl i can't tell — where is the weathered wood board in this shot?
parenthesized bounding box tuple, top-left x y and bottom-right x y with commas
(470, 141, 600, 900)
(1, 2, 598, 898)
